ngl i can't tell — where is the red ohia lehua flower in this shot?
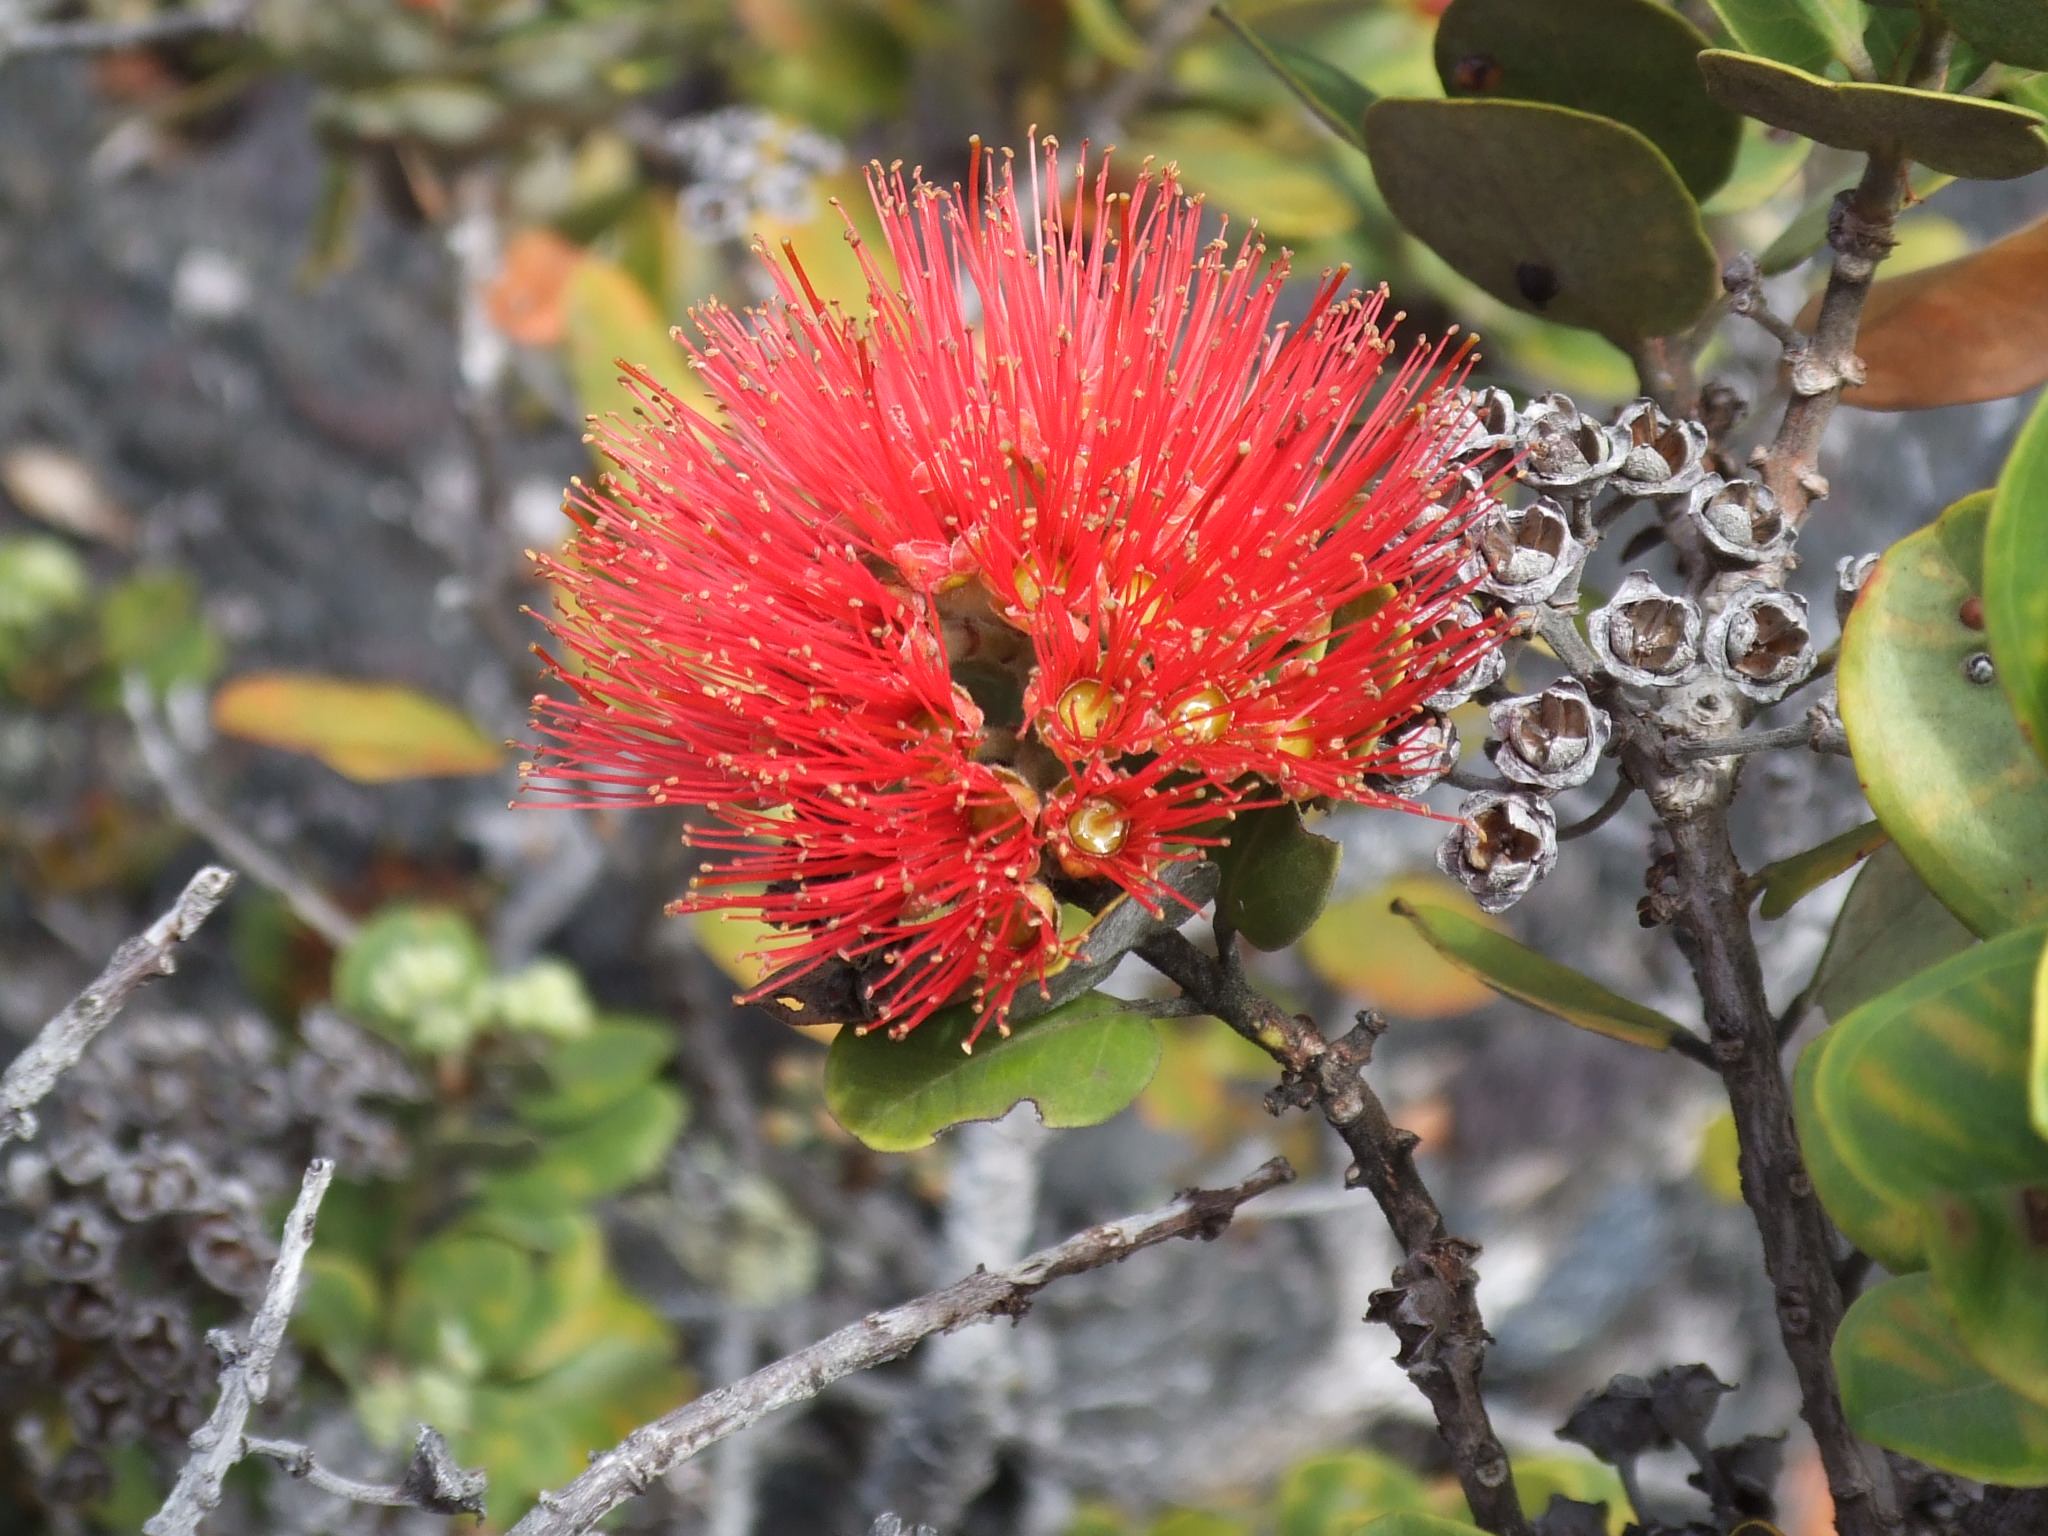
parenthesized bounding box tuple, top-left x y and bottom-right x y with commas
(528, 140, 1501, 1043)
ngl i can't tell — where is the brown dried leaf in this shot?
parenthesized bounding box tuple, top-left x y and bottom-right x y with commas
(486, 227, 586, 348)
(1801, 213, 2048, 411)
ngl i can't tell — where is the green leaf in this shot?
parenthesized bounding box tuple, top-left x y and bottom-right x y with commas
(1212, 4, 1372, 149)
(1391, 900, 1709, 1059)
(293, 1250, 383, 1378)
(0, 534, 88, 643)
(1756, 820, 1888, 918)
(1354, 1515, 1487, 1536)
(212, 672, 505, 783)
(1698, 50, 2048, 179)
(824, 990, 1162, 1152)
(1700, 117, 1814, 215)
(1504, 1456, 1626, 1529)
(1794, 1028, 1926, 1274)
(1302, 874, 1502, 1020)
(1840, 491, 2048, 935)
(2035, 932, 2048, 1140)
(1364, 99, 1719, 345)
(1707, 0, 1869, 77)
(1433, 0, 1740, 200)
(516, 1018, 676, 1131)
(1808, 843, 1978, 1025)
(333, 905, 492, 1055)
(1815, 922, 2048, 1202)
(1127, 115, 1361, 244)
(1215, 803, 1341, 952)
(1985, 386, 2048, 768)
(394, 1233, 537, 1377)
(99, 570, 221, 695)
(1940, 0, 2048, 73)
(483, 1080, 688, 1211)
(1274, 1451, 1431, 1536)
(1836, 1272, 2048, 1484)
(1924, 1181, 2048, 1408)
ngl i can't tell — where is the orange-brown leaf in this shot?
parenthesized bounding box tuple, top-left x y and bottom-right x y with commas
(1804, 212, 2048, 411)
(213, 673, 503, 783)
(486, 227, 586, 348)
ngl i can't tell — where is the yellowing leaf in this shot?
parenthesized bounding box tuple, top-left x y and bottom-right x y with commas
(746, 167, 894, 319)
(212, 673, 503, 783)
(1696, 1110, 1744, 1204)
(565, 256, 711, 448)
(1303, 875, 1500, 1020)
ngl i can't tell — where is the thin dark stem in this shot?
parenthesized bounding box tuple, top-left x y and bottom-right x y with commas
(1557, 777, 1635, 841)
(1135, 931, 1529, 1536)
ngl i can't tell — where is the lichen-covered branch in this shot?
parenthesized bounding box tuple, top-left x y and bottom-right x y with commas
(1135, 930, 1529, 1536)
(146, 1159, 337, 1536)
(0, 863, 235, 1148)
(505, 1159, 1294, 1536)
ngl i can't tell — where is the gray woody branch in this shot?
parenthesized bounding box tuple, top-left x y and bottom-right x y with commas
(0, 1, 255, 59)
(506, 1157, 1297, 1536)
(0, 863, 234, 1148)
(146, 1159, 336, 1536)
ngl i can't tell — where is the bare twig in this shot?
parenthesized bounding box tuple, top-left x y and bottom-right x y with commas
(1556, 777, 1635, 841)
(0, 863, 235, 1148)
(1089, 0, 1217, 140)
(1134, 932, 1529, 1536)
(124, 676, 360, 949)
(0, 1, 254, 58)
(1669, 717, 1835, 763)
(242, 1427, 485, 1517)
(146, 1159, 337, 1536)
(504, 1159, 1295, 1536)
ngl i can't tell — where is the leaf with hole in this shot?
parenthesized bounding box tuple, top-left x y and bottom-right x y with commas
(1698, 51, 2048, 180)
(1434, 0, 1739, 199)
(1816, 922, 2048, 1204)
(1794, 1027, 1926, 1274)
(1213, 803, 1341, 952)
(1924, 1180, 2048, 1409)
(212, 673, 503, 783)
(1805, 212, 2048, 410)
(1840, 491, 2048, 935)
(1756, 820, 1887, 919)
(1303, 875, 1501, 1020)
(1985, 381, 2048, 769)
(1392, 899, 1705, 1057)
(1836, 1272, 2048, 1484)
(1706, 0, 1868, 77)
(1364, 99, 1719, 345)
(824, 990, 1162, 1151)
(1807, 843, 1977, 1025)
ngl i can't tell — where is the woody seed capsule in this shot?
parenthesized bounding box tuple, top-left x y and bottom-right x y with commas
(1518, 392, 1626, 496)
(1489, 679, 1611, 790)
(1609, 400, 1708, 499)
(1474, 496, 1586, 606)
(1685, 476, 1791, 564)
(1365, 710, 1459, 798)
(1706, 584, 1814, 702)
(1588, 571, 1704, 688)
(1437, 789, 1558, 913)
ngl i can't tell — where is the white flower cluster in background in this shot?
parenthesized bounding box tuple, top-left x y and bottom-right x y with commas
(666, 107, 846, 241)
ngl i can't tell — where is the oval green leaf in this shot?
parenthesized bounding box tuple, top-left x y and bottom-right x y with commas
(1815, 922, 2048, 1202)
(824, 990, 1163, 1152)
(1212, 4, 1372, 150)
(1707, 0, 1867, 77)
(1836, 1271, 2048, 1485)
(1793, 1029, 1926, 1274)
(1356, 1515, 1487, 1536)
(1840, 491, 2048, 935)
(293, 1250, 383, 1379)
(333, 903, 492, 1055)
(1275, 1451, 1432, 1536)
(483, 1080, 688, 1212)
(1698, 50, 2048, 180)
(394, 1232, 537, 1376)
(1924, 1181, 2048, 1408)
(1392, 899, 1711, 1061)
(1434, 0, 1740, 200)
(1941, 0, 2048, 72)
(1215, 803, 1341, 952)
(516, 1018, 676, 1131)
(1756, 819, 1888, 919)
(1806, 843, 1977, 1025)
(1985, 385, 2048, 768)
(212, 672, 504, 783)
(1364, 98, 1719, 345)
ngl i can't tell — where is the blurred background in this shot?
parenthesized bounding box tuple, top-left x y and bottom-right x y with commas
(0, 1, 2041, 1533)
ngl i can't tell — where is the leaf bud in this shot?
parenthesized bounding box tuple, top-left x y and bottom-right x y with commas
(1436, 789, 1558, 913)
(1608, 400, 1709, 499)
(1488, 679, 1611, 790)
(1684, 476, 1791, 565)
(1588, 572, 1704, 687)
(1473, 497, 1586, 606)
(1706, 584, 1814, 701)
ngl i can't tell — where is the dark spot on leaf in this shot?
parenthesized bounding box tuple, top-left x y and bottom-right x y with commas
(1516, 262, 1559, 308)
(1452, 54, 1503, 92)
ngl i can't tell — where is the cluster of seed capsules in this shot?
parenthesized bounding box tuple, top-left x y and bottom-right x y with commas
(1426, 390, 1816, 913)
(0, 1008, 417, 1511)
